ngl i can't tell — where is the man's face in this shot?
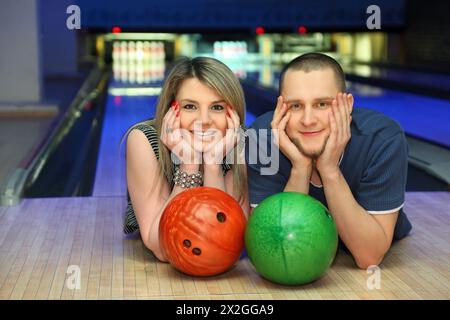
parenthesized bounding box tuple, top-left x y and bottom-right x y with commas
(281, 68, 340, 159)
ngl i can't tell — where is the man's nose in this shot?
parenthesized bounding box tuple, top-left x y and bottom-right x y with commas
(300, 106, 316, 126)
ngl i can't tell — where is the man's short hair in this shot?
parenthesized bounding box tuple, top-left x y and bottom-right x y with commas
(279, 52, 346, 93)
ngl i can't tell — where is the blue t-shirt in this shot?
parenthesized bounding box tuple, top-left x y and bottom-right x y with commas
(245, 107, 412, 240)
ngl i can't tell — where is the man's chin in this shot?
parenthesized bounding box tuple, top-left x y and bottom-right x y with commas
(292, 136, 328, 159)
(300, 149, 323, 159)
(294, 142, 326, 159)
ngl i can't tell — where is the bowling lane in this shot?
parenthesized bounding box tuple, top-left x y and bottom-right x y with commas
(346, 63, 450, 95)
(92, 93, 158, 197)
(93, 39, 167, 197)
(348, 83, 450, 148)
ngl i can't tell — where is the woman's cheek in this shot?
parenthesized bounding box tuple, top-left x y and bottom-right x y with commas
(219, 116, 228, 136)
(179, 113, 192, 130)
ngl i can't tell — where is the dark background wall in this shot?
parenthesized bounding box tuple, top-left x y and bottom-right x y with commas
(403, 0, 450, 72)
(40, 0, 78, 77)
(75, 0, 406, 31)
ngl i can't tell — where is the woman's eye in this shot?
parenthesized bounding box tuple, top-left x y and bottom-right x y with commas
(211, 104, 225, 111)
(183, 104, 196, 110)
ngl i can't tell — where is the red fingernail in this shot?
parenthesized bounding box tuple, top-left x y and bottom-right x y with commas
(171, 100, 177, 108)
(176, 111, 180, 117)
(226, 111, 230, 117)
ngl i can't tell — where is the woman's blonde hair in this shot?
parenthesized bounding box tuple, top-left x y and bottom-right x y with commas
(123, 56, 247, 202)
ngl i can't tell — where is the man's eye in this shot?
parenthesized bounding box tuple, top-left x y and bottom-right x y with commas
(183, 104, 196, 110)
(289, 104, 301, 109)
(211, 104, 225, 111)
(317, 102, 330, 109)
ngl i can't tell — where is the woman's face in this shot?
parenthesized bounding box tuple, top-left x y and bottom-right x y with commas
(175, 77, 228, 142)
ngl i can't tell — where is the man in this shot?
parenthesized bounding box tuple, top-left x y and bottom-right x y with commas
(245, 53, 412, 269)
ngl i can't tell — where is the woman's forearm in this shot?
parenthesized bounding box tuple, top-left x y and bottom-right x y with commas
(147, 163, 200, 261)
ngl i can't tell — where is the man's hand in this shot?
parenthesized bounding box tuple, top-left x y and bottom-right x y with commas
(316, 93, 353, 177)
(271, 96, 312, 172)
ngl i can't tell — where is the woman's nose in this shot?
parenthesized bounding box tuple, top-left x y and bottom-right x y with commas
(198, 108, 212, 125)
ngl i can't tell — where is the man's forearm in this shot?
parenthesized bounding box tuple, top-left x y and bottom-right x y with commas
(284, 166, 311, 194)
(321, 170, 391, 268)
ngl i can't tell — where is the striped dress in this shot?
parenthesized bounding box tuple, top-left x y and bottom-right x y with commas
(123, 123, 233, 234)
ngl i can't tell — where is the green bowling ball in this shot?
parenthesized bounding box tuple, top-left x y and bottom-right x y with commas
(245, 192, 338, 285)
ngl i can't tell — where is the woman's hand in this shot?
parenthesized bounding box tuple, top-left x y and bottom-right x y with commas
(160, 101, 201, 166)
(203, 105, 241, 166)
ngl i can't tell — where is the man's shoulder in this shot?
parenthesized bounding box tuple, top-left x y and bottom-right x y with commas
(249, 111, 274, 130)
(346, 108, 408, 168)
(352, 107, 404, 141)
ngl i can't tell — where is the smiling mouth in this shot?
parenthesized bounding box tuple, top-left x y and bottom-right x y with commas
(192, 131, 216, 137)
(300, 130, 323, 137)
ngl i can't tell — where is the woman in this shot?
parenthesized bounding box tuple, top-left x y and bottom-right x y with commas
(123, 57, 249, 261)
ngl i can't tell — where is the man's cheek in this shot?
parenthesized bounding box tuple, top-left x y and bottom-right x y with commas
(286, 120, 297, 133)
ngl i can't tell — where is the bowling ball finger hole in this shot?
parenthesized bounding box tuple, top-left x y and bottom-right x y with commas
(192, 248, 202, 255)
(216, 212, 226, 223)
(183, 239, 191, 248)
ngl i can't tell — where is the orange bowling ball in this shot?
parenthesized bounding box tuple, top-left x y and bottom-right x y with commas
(159, 187, 246, 276)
